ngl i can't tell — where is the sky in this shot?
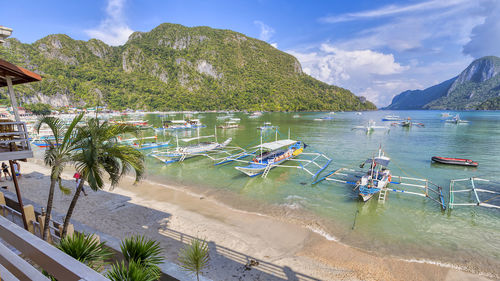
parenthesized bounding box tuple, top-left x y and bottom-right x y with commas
(2, 0, 500, 107)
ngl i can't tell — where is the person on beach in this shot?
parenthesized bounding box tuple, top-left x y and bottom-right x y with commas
(1, 162, 10, 181)
(73, 172, 87, 196)
(12, 161, 20, 178)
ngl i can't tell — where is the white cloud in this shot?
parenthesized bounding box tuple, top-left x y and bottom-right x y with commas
(85, 0, 133, 46)
(253, 20, 275, 41)
(320, 0, 467, 23)
(463, 0, 500, 58)
(288, 44, 409, 106)
(270, 42, 278, 48)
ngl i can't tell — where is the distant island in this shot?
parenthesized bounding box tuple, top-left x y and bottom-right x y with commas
(385, 56, 500, 110)
(0, 23, 375, 112)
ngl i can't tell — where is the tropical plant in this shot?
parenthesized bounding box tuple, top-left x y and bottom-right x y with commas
(61, 118, 145, 238)
(35, 113, 84, 241)
(120, 235, 163, 267)
(178, 238, 210, 281)
(106, 260, 161, 281)
(106, 235, 164, 281)
(57, 232, 113, 272)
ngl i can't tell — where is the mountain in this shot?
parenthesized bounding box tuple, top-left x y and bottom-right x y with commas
(385, 56, 500, 110)
(0, 23, 375, 111)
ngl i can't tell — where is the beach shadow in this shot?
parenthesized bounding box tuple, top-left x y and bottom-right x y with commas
(17, 170, 323, 281)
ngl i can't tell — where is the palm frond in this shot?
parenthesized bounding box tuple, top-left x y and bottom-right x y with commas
(57, 177, 72, 195)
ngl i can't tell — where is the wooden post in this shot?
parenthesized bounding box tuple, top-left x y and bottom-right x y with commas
(5, 76, 21, 122)
(23, 204, 35, 234)
(9, 160, 28, 230)
(0, 191, 5, 217)
(38, 214, 52, 243)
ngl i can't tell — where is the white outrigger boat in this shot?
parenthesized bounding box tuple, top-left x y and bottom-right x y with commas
(313, 147, 446, 209)
(352, 120, 389, 134)
(118, 136, 170, 150)
(155, 119, 206, 131)
(216, 129, 331, 178)
(149, 134, 232, 164)
(258, 122, 276, 130)
(218, 120, 239, 129)
(445, 114, 469, 124)
(381, 114, 401, 121)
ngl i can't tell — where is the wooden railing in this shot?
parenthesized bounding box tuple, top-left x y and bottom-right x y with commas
(0, 215, 109, 281)
(0, 120, 32, 161)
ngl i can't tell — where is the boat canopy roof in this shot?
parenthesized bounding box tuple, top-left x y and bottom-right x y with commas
(365, 156, 390, 167)
(180, 135, 214, 142)
(254, 139, 297, 150)
(169, 120, 186, 123)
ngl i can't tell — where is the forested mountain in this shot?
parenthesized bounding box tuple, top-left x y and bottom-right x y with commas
(0, 23, 375, 111)
(385, 56, 500, 110)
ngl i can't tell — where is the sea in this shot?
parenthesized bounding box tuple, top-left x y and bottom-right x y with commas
(58, 111, 500, 275)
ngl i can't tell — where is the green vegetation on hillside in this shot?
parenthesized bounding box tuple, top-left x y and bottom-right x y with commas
(0, 23, 375, 111)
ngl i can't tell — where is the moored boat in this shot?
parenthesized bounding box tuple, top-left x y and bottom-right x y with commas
(235, 139, 304, 177)
(382, 114, 401, 121)
(431, 156, 478, 167)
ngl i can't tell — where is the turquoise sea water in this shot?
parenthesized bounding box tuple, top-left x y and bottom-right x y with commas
(112, 111, 500, 274)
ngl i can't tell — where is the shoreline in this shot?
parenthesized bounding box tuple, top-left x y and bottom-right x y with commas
(9, 159, 496, 281)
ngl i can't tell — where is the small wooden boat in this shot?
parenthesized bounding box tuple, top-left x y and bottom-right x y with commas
(431, 156, 478, 167)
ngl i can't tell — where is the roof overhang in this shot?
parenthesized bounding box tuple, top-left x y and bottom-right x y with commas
(0, 58, 42, 87)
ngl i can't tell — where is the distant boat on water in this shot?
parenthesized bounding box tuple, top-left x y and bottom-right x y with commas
(382, 115, 401, 121)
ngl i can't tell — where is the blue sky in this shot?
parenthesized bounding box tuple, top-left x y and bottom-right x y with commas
(2, 0, 500, 106)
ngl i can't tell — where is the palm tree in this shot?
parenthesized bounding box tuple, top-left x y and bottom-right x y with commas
(120, 235, 163, 268)
(43, 232, 112, 280)
(106, 235, 164, 281)
(178, 238, 210, 281)
(56, 232, 113, 272)
(35, 113, 84, 241)
(106, 260, 160, 281)
(61, 118, 144, 237)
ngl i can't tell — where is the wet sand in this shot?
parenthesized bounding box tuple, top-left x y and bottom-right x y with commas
(6, 159, 495, 281)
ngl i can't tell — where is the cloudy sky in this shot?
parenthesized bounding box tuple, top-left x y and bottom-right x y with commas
(2, 0, 500, 106)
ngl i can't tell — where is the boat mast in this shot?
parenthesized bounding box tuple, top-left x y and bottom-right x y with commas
(275, 128, 278, 142)
(214, 126, 217, 143)
(288, 128, 290, 140)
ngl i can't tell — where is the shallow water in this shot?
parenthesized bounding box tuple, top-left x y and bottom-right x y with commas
(114, 111, 500, 274)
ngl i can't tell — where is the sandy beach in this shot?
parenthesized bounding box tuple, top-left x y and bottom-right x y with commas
(3, 159, 495, 281)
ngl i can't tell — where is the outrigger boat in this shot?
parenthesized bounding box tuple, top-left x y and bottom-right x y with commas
(445, 114, 469, 124)
(392, 117, 424, 128)
(155, 119, 206, 131)
(118, 136, 171, 150)
(258, 122, 276, 130)
(218, 120, 239, 129)
(313, 147, 446, 209)
(149, 127, 233, 164)
(352, 120, 389, 134)
(111, 120, 150, 129)
(382, 114, 401, 121)
(217, 129, 331, 178)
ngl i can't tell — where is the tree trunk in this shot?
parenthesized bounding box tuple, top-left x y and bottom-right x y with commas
(42, 178, 57, 241)
(61, 179, 85, 238)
